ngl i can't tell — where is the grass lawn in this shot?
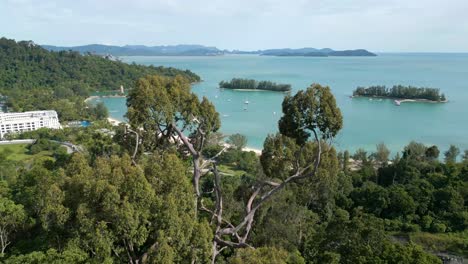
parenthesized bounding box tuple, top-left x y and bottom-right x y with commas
(0, 143, 54, 163)
(409, 231, 468, 257)
(217, 164, 247, 177)
(0, 143, 32, 161)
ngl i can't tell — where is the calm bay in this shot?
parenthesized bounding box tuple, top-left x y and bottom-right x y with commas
(96, 53, 468, 154)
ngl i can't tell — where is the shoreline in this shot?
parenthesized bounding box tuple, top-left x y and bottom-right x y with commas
(107, 117, 125, 126)
(351, 95, 448, 104)
(221, 88, 289, 93)
(85, 95, 127, 103)
(104, 116, 263, 154)
(242, 146, 262, 155)
(221, 142, 262, 155)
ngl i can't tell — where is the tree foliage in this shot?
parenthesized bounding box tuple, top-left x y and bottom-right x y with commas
(219, 78, 291, 92)
(353, 85, 446, 101)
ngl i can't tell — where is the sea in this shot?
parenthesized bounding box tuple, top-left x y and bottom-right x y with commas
(94, 53, 468, 156)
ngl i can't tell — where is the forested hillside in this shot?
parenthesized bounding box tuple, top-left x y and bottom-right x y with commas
(0, 37, 199, 120)
(2, 76, 465, 263)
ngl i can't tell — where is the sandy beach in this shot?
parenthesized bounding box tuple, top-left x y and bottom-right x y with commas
(242, 146, 262, 155)
(84, 95, 99, 103)
(351, 95, 448, 104)
(85, 95, 127, 103)
(107, 117, 124, 126)
(221, 142, 262, 155)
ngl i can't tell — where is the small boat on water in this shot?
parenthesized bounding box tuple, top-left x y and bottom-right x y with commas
(223, 114, 229, 117)
(244, 100, 249, 104)
(394, 100, 401, 106)
(227, 99, 231, 102)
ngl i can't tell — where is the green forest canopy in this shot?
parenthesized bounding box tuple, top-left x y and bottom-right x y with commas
(219, 78, 292, 92)
(0, 37, 200, 121)
(353, 85, 446, 101)
(0, 37, 465, 263)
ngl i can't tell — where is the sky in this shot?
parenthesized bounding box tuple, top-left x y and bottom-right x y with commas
(1, 0, 468, 52)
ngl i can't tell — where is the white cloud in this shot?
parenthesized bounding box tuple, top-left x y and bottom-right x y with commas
(0, 0, 467, 51)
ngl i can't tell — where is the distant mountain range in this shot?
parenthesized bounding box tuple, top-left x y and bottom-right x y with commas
(42, 44, 377, 57)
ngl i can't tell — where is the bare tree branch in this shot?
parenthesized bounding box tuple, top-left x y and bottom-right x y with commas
(213, 128, 323, 255)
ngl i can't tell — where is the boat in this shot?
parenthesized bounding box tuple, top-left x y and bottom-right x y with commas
(394, 100, 401, 106)
(227, 99, 231, 102)
(223, 114, 229, 117)
(244, 100, 249, 104)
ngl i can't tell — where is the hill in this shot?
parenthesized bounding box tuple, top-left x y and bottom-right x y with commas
(0, 37, 200, 120)
(258, 48, 377, 57)
(42, 43, 377, 57)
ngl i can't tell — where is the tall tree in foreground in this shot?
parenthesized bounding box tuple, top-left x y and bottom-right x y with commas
(209, 84, 343, 262)
(0, 197, 28, 254)
(126, 79, 343, 262)
(126, 75, 221, 200)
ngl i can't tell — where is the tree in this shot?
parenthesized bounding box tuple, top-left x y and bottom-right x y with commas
(209, 83, 343, 262)
(126, 74, 220, 198)
(464, 150, 468, 162)
(93, 102, 109, 120)
(425, 145, 440, 160)
(374, 142, 390, 164)
(343, 150, 350, 172)
(227, 133, 248, 150)
(353, 148, 368, 163)
(61, 153, 212, 263)
(0, 197, 28, 254)
(444, 145, 460, 163)
(278, 84, 343, 145)
(403, 141, 427, 160)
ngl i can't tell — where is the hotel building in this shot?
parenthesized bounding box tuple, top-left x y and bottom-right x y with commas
(0, 110, 61, 138)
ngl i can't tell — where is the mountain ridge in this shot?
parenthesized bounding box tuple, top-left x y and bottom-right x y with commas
(42, 44, 377, 57)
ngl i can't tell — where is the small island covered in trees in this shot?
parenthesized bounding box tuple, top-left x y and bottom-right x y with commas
(219, 78, 292, 92)
(352, 85, 447, 103)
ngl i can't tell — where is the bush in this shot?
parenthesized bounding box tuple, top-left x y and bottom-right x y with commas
(431, 222, 447, 233)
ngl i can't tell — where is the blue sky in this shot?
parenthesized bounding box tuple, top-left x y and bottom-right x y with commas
(1, 0, 467, 52)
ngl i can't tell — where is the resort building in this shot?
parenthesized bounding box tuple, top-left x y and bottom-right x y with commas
(0, 110, 61, 138)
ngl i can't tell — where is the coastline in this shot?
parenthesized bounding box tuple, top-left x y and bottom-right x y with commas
(351, 95, 448, 104)
(242, 146, 262, 155)
(221, 88, 289, 92)
(232, 89, 268, 92)
(107, 117, 124, 126)
(221, 142, 262, 156)
(104, 116, 263, 154)
(85, 94, 127, 103)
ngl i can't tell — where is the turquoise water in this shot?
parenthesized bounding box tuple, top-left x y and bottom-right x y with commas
(97, 54, 468, 154)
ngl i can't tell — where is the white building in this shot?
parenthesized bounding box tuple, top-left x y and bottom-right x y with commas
(0, 110, 61, 138)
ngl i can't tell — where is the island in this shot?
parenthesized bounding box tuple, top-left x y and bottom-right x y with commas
(352, 85, 447, 103)
(259, 48, 377, 57)
(219, 78, 292, 92)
